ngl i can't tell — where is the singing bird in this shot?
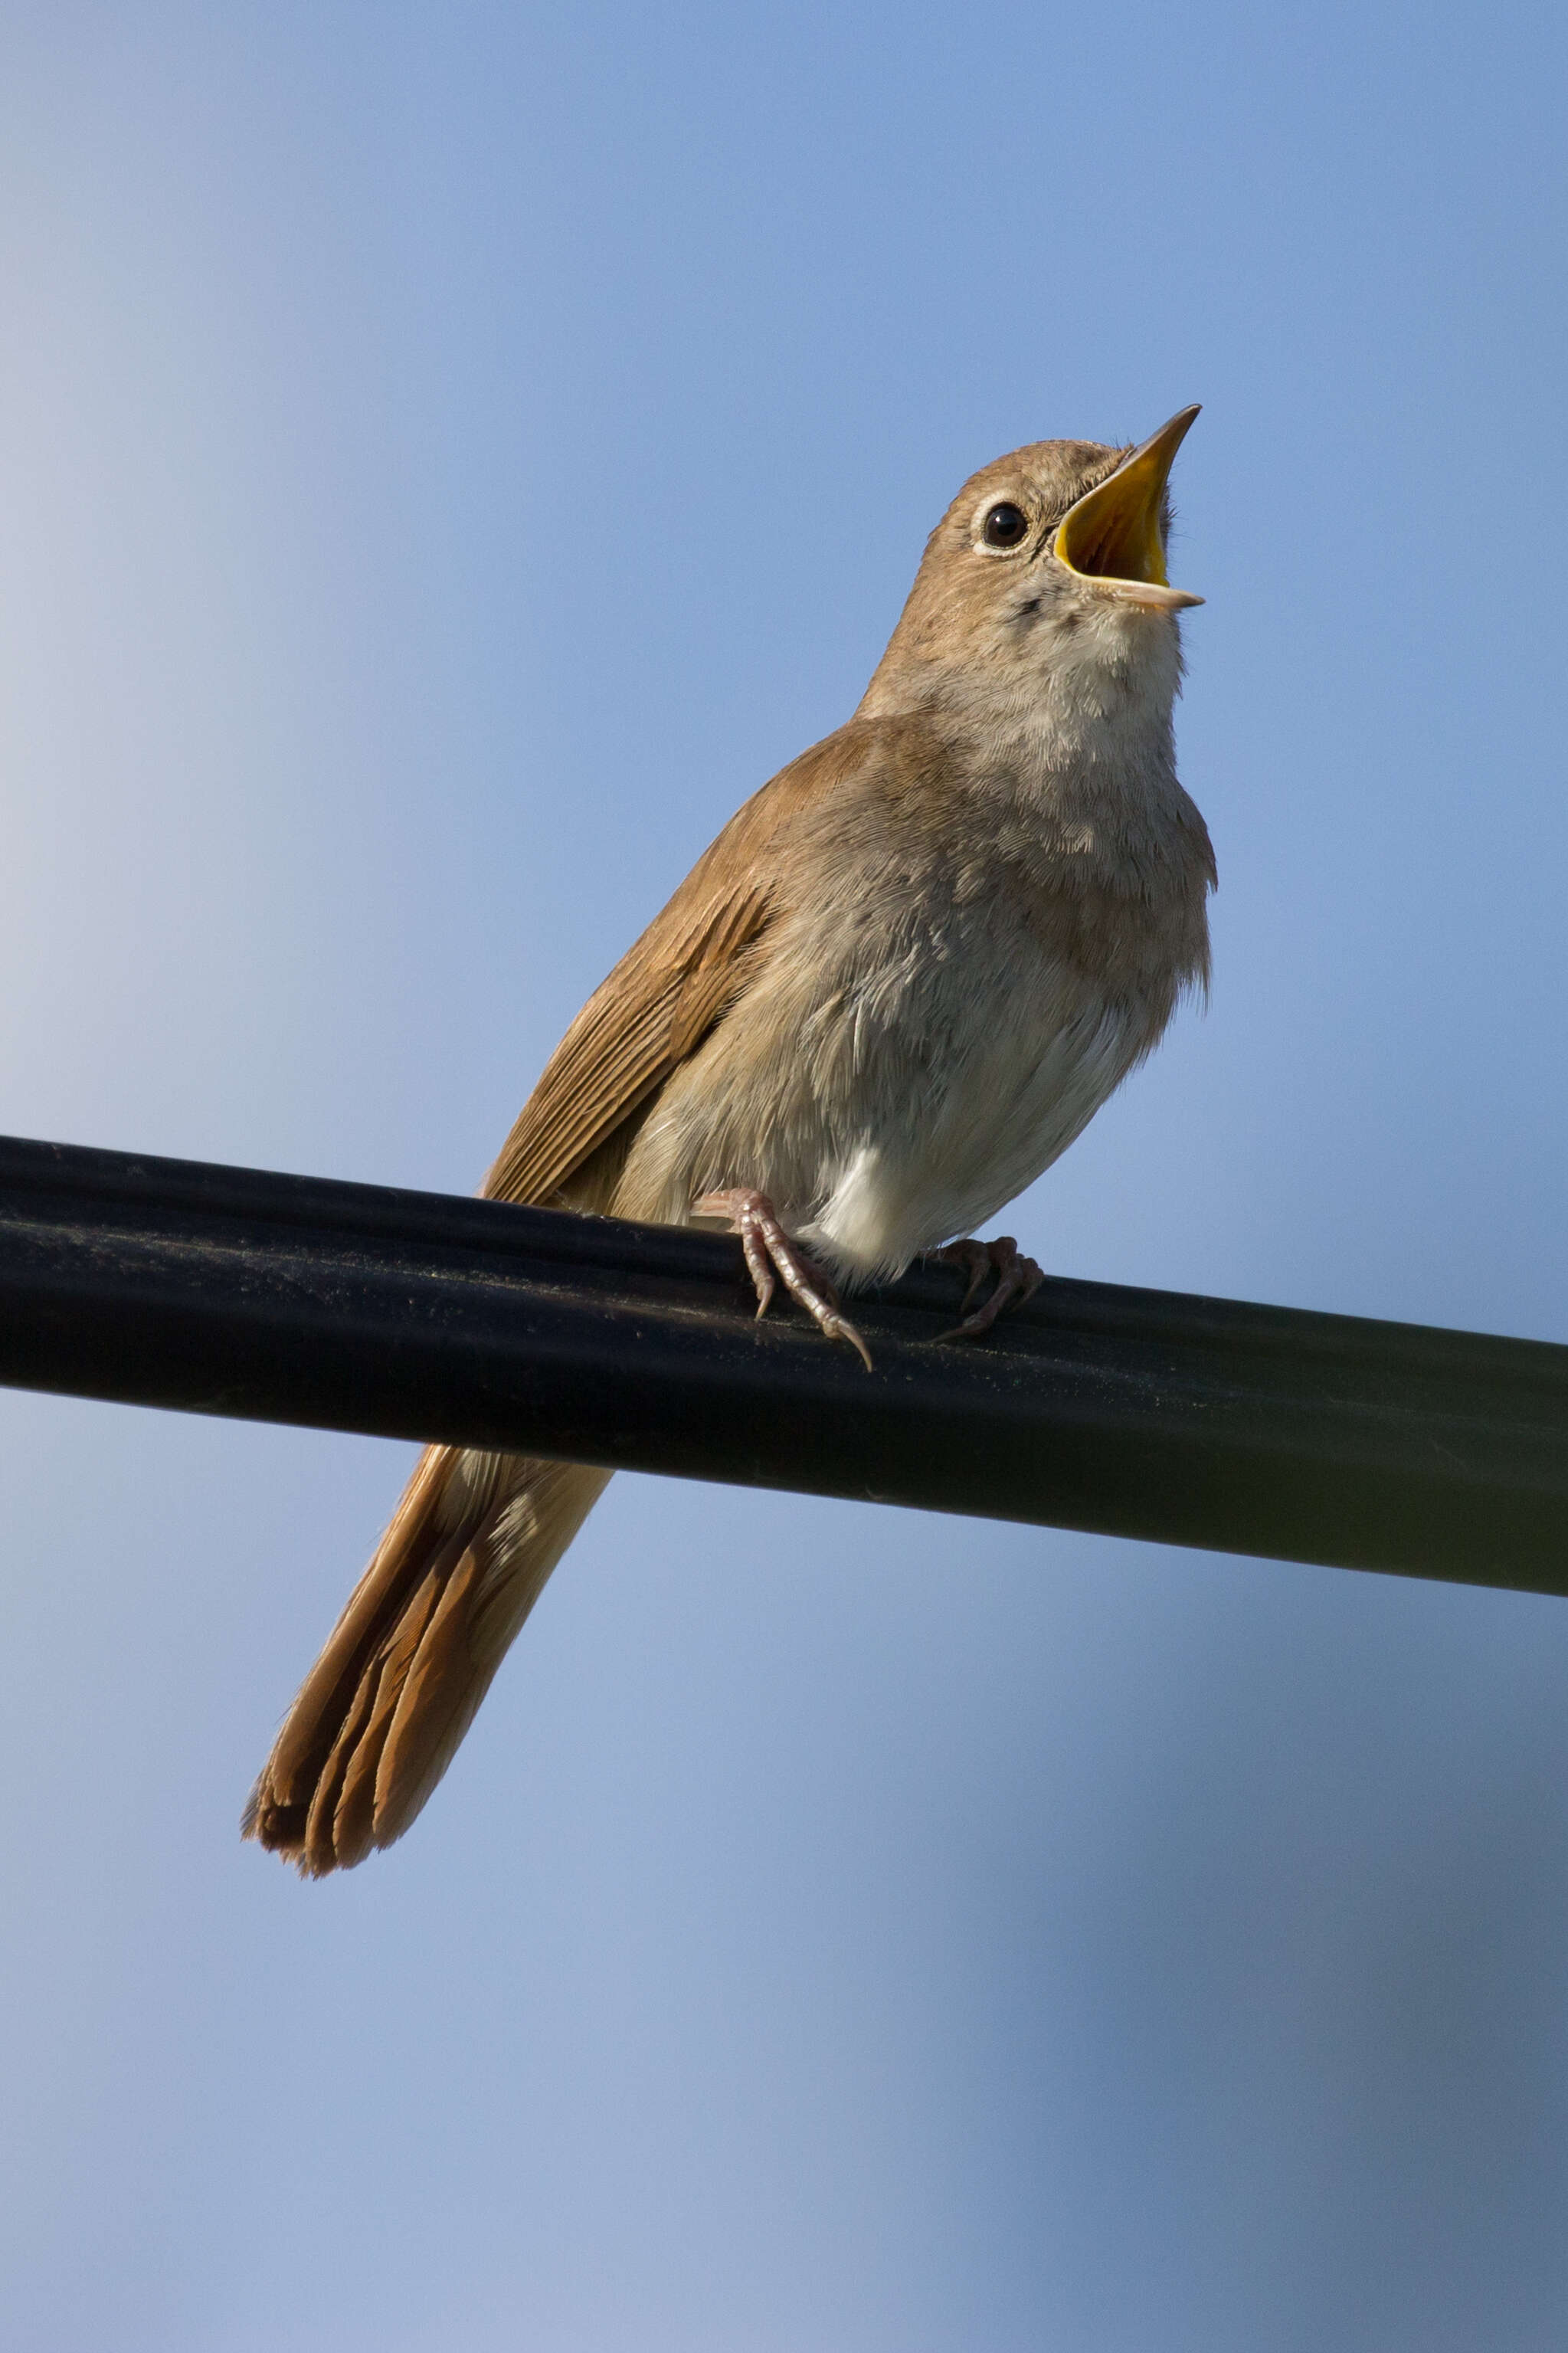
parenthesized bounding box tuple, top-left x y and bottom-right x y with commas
(246, 408, 1216, 1873)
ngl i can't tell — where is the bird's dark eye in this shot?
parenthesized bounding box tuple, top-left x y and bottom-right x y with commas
(982, 501, 1029, 549)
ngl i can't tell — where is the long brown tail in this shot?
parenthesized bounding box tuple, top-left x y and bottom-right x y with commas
(244, 1446, 610, 1874)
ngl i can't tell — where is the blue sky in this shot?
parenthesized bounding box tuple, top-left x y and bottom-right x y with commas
(1, 5, 1566, 2347)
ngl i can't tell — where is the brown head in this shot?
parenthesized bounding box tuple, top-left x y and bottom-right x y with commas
(859, 408, 1202, 723)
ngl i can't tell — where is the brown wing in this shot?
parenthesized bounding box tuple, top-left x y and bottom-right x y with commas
(481, 729, 858, 1208)
(249, 844, 779, 1872)
(247, 721, 887, 1875)
(483, 876, 773, 1204)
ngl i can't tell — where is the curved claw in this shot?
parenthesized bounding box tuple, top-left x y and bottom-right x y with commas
(936, 1236, 996, 1313)
(695, 1188, 873, 1370)
(928, 1234, 1044, 1342)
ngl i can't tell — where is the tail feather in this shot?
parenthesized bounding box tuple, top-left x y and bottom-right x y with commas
(305, 1552, 462, 1871)
(245, 1446, 609, 1873)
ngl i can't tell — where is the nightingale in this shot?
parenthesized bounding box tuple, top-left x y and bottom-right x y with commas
(245, 408, 1216, 1874)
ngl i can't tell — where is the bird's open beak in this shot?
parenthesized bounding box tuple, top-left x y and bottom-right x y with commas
(1053, 406, 1203, 611)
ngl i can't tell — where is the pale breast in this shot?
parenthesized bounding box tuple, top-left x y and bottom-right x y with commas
(617, 872, 1184, 1282)
(802, 979, 1142, 1276)
(613, 719, 1212, 1283)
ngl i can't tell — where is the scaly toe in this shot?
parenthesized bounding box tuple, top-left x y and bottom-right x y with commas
(928, 1237, 996, 1312)
(696, 1187, 872, 1368)
(932, 1237, 1043, 1343)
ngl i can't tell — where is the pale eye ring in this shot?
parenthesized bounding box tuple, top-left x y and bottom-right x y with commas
(980, 500, 1029, 550)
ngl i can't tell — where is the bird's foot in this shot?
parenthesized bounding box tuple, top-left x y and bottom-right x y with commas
(694, 1188, 873, 1371)
(927, 1234, 1043, 1342)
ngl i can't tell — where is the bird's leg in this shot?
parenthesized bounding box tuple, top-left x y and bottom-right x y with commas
(694, 1188, 873, 1371)
(926, 1234, 1043, 1342)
